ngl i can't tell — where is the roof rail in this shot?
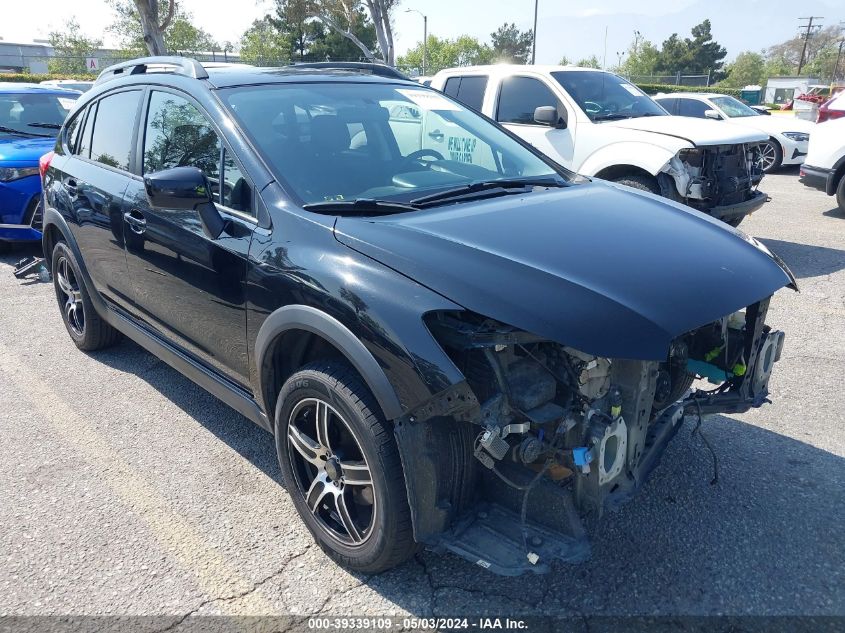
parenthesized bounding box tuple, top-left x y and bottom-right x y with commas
(95, 56, 209, 85)
(290, 61, 409, 80)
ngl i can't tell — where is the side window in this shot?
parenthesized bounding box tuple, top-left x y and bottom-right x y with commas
(677, 98, 709, 118)
(496, 76, 559, 125)
(89, 90, 142, 170)
(221, 149, 252, 215)
(64, 110, 83, 153)
(143, 90, 222, 201)
(441, 76, 489, 111)
(657, 98, 677, 114)
(456, 76, 488, 111)
(77, 103, 97, 158)
(443, 77, 461, 99)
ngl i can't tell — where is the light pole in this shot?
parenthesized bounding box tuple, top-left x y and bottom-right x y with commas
(531, 0, 539, 64)
(406, 8, 428, 75)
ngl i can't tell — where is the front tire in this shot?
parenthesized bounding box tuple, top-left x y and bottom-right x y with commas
(759, 139, 783, 173)
(51, 241, 121, 351)
(612, 174, 661, 195)
(836, 174, 845, 214)
(275, 361, 417, 573)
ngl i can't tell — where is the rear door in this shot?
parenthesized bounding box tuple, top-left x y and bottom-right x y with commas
(123, 88, 256, 386)
(494, 75, 575, 167)
(50, 88, 143, 311)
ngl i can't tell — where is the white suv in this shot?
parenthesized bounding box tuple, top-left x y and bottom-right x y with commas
(800, 117, 845, 212)
(654, 92, 814, 173)
(430, 65, 768, 226)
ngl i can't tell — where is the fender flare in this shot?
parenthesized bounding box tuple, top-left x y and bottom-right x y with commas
(42, 207, 108, 317)
(579, 142, 678, 178)
(254, 305, 403, 423)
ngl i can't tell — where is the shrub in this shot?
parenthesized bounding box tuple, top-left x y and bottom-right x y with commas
(0, 73, 94, 83)
(636, 83, 742, 98)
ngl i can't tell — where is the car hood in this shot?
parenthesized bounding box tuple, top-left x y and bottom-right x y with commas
(0, 135, 56, 163)
(334, 181, 796, 360)
(605, 115, 768, 146)
(727, 114, 815, 136)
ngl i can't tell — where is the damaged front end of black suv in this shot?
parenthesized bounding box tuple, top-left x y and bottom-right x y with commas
(335, 181, 798, 576)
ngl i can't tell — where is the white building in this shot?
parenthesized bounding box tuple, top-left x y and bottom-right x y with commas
(764, 76, 821, 105)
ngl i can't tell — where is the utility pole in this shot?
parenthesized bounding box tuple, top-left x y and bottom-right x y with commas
(531, 0, 539, 64)
(797, 16, 823, 75)
(835, 40, 844, 81)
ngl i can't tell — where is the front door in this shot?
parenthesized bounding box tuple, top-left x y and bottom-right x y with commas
(123, 89, 256, 387)
(494, 75, 575, 168)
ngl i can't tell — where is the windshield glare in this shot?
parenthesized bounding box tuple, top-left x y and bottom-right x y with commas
(551, 71, 667, 121)
(711, 96, 759, 118)
(0, 92, 76, 137)
(222, 83, 561, 206)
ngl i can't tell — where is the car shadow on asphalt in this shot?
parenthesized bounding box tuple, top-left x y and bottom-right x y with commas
(761, 237, 845, 279)
(86, 339, 845, 615)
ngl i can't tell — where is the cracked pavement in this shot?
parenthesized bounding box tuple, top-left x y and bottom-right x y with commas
(1, 169, 843, 622)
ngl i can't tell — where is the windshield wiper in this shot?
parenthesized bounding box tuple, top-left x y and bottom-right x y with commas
(410, 177, 565, 206)
(592, 113, 635, 121)
(302, 199, 420, 215)
(27, 122, 62, 130)
(0, 125, 51, 138)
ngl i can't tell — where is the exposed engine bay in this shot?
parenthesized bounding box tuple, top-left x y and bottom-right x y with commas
(661, 143, 765, 214)
(394, 300, 784, 575)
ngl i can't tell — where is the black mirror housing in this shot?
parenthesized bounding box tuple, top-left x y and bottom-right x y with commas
(534, 105, 566, 129)
(144, 166, 226, 239)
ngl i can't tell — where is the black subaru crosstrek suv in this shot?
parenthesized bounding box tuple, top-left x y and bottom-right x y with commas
(41, 57, 796, 576)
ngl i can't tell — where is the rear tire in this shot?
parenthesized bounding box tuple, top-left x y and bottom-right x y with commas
(836, 174, 845, 214)
(726, 216, 745, 228)
(612, 174, 661, 195)
(51, 241, 121, 351)
(275, 361, 417, 573)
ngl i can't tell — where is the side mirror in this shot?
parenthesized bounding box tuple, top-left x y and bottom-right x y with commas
(534, 105, 567, 129)
(704, 109, 722, 120)
(143, 166, 227, 239)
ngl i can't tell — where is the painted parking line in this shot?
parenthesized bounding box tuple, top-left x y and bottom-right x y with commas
(0, 342, 279, 616)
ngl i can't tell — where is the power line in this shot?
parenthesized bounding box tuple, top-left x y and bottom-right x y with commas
(797, 16, 823, 75)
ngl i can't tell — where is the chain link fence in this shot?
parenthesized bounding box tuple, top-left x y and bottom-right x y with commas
(624, 73, 712, 87)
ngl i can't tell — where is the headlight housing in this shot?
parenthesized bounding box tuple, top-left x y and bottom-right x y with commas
(782, 132, 809, 142)
(0, 166, 40, 182)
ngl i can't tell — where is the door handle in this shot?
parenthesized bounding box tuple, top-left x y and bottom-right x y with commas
(123, 210, 147, 234)
(428, 129, 444, 142)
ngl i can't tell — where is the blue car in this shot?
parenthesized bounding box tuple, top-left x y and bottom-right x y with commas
(1, 84, 78, 248)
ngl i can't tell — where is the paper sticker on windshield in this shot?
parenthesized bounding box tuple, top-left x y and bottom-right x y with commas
(396, 89, 460, 111)
(621, 84, 644, 97)
(58, 98, 77, 109)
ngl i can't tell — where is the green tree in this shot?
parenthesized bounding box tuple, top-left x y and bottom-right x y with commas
(308, 4, 378, 61)
(108, 0, 219, 56)
(655, 20, 727, 80)
(618, 31, 660, 77)
(270, 0, 316, 61)
(575, 55, 600, 69)
(721, 51, 766, 88)
(558, 55, 571, 66)
(239, 17, 290, 64)
(766, 25, 842, 77)
(490, 22, 533, 64)
(47, 18, 103, 74)
(397, 35, 493, 74)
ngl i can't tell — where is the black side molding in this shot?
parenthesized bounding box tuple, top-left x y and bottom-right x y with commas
(255, 305, 403, 421)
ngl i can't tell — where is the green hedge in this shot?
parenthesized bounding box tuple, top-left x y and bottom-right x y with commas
(0, 73, 94, 83)
(636, 83, 742, 98)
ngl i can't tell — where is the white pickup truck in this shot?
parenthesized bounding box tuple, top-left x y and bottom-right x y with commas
(424, 65, 769, 226)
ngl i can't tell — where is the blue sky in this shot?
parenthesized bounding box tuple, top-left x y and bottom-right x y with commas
(2, 0, 842, 65)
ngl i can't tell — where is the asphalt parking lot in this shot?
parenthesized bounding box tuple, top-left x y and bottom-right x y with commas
(1, 168, 844, 623)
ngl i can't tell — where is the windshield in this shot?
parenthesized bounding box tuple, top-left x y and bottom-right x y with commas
(551, 71, 667, 121)
(221, 82, 562, 207)
(0, 92, 77, 137)
(711, 96, 759, 118)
